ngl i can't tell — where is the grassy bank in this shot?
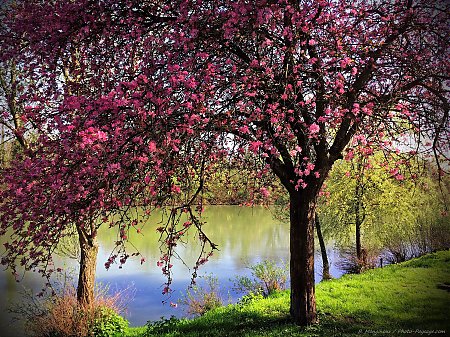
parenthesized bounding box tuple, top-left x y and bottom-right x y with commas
(126, 250, 450, 337)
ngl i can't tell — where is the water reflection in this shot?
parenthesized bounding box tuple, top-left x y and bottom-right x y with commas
(0, 206, 344, 335)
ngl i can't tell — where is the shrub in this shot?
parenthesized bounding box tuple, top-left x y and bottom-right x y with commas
(91, 306, 128, 337)
(13, 281, 129, 337)
(180, 274, 223, 317)
(233, 259, 288, 297)
(337, 247, 379, 274)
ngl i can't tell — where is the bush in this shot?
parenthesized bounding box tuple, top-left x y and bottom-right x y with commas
(13, 282, 129, 337)
(233, 259, 288, 297)
(180, 274, 223, 317)
(337, 247, 379, 274)
(91, 306, 128, 337)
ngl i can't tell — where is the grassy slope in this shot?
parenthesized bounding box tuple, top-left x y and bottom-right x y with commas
(127, 250, 450, 337)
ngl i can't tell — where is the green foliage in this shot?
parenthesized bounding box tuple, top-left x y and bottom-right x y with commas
(233, 260, 289, 297)
(145, 316, 183, 336)
(203, 167, 250, 205)
(128, 251, 450, 337)
(236, 292, 265, 308)
(371, 173, 450, 262)
(91, 306, 129, 337)
(180, 274, 224, 317)
(316, 153, 450, 261)
(273, 192, 290, 223)
(125, 327, 147, 337)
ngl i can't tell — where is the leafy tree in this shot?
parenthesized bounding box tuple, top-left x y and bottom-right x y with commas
(373, 172, 450, 261)
(319, 153, 387, 263)
(0, 60, 28, 165)
(0, 0, 448, 326)
(320, 153, 450, 265)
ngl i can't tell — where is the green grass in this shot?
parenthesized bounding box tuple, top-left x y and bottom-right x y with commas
(126, 250, 450, 336)
(126, 327, 147, 337)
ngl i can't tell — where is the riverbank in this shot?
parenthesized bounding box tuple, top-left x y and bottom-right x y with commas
(126, 250, 450, 336)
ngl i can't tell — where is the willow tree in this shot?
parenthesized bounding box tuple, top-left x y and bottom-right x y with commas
(0, 0, 448, 326)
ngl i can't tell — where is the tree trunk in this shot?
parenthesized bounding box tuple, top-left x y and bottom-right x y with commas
(77, 230, 98, 308)
(356, 220, 362, 261)
(0, 125, 4, 166)
(355, 157, 366, 265)
(289, 192, 318, 325)
(315, 213, 331, 280)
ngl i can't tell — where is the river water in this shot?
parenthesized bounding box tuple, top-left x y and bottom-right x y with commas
(0, 206, 345, 335)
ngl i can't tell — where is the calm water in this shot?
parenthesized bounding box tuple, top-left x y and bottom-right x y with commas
(0, 206, 344, 336)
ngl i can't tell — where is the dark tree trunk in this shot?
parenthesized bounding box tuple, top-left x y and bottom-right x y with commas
(0, 125, 4, 166)
(354, 160, 365, 263)
(289, 192, 318, 325)
(315, 213, 331, 280)
(356, 220, 362, 261)
(76, 229, 98, 307)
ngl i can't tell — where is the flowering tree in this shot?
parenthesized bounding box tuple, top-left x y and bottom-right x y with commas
(0, 0, 217, 307)
(1, 0, 449, 325)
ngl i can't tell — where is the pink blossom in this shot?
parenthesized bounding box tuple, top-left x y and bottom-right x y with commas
(144, 175, 151, 184)
(148, 141, 157, 153)
(309, 123, 320, 134)
(249, 141, 263, 153)
(345, 150, 354, 161)
(97, 131, 108, 142)
(259, 187, 270, 198)
(340, 57, 351, 68)
(171, 185, 181, 193)
(137, 156, 149, 163)
(389, 168, 399, 176)
(238, 125, 249, 134)
(395, 174, 404, 181)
